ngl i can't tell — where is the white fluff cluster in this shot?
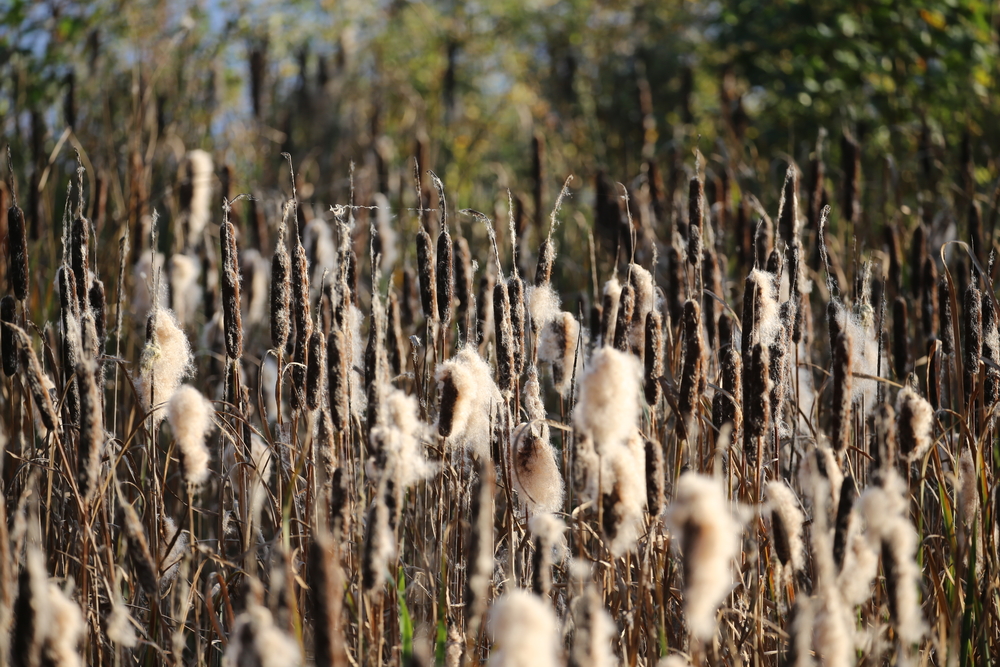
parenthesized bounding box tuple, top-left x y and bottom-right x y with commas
(537, 311, 582, 398)
(168, 253, 202, 327)
(765, 481, 805, 579)
(184, 149, 214, 247)
(166, 385, 214, 488)
(600, 441, 646, 557)
(665, 472, 741, 641)
(223, 601, 303, 667)
(568, 560, 617, 667)
(628, 263, 655, 351)
(896, 385, 934, 463)
(436, 347, 504, 460)
(831, 301, 882, 413)
(573, 347, 641, 453)
(526, 283, 561, 334)
(133, 251, 167, 316)
(487, 590, 561, 667)
(745, 269, 782, 347)
(135, 308, 194, 425)
(347, 303, 367, 420)
(957, 448, 979, 525)
(370, 388, 434, 489)
(858, 470, 926, 643)
(43, 583, 85, 667)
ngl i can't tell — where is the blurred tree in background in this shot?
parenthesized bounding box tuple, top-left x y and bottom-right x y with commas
(1, 0, 998, 269)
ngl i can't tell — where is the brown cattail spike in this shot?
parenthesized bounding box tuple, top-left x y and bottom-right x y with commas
(831, 325, 853, 460)
(416, 227, 437, 323)
(678, 299, 705, 439)
(220, 200, 244, 360)
(643, 311, 663, 407)
(688, 176, 703, 267)
(306, 329, 327, 412)
(963, 281, 982, 402)
(508, 275, 526, 375)
(7, 151, 29, 303)
(271, 208, 292, 350)
(328, 329, 349, 431)
(613, 282, 635, 353)
(1, 296, 17, 376)
(493, 279, 515, 394)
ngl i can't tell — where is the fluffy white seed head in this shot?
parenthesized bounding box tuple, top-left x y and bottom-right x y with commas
(436, 347, 504, 460)
(573, 347, 641, 454)
(168, 253, 202, 327)
(896, 384, 934, 463)
(487, 590, 561, 667)
(223, 601, 303, 667)
(133, 252, 167, 316)
(370, 388, 434, 489)
(44, 583, 85, 667)
(526, 283, 561, 335)
(600, 443, 646, 556)
(666, 472, 741, 640)
(537, 311, 582, 398)
(510, 422, 564, 515)
(766, 481, 805, 578)
(746, 269, 782, 347)
(135, 308, 194, 426)
(957, 448, 979, 525)
(184, 149, 214, 246)
(166, 385, 214, 488)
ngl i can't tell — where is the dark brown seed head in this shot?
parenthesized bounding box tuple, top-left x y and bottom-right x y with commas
(832, 476, 857, 572)
(386, 290, 404, 377)
(777, 165, 798, 244)
(643, 311, 663, 407)
(291, 238, 312, 344)
(270, 231, 291, 350)
(745, 343, 771, 450)
(71, 216, 90, 312)
(1, 296, 17, 376)
(873, 403, 897, 473)
(508, 275, 526, 374)
(436, 228, 454, 326)
(714, 342, 743, 439)
(702, 248, 722, 349)
(306, 329, 327, 412)
(221, 220, 243, 359)
(493, 279, 515, 394)
(644, 436, 665, 516)
(687, 177, 703, 267)
(8, 201, 28, 302)
(963, 281, 982, 401)
(613, 283, 635, 353)
(536, 237, 554, 286)
(454, 236, 474, 322)
(678, 299, 705, 438)
(831, 327, 853, 459)
(327, 330, 349, 431)
(89, 278, 107, 353)
(910, 225, 928, 295)
(416, 228, 437, 323)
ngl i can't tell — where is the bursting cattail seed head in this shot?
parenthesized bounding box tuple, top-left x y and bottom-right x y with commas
(896, 384, 934, 463)
(220, 218, 243, 359)
(271, 219, 291, 350)
(167, 385, 214, 488)
(436, 347, 504, 460)
(487, 591, 561, 667)
(537, 311, 580, 398)
(574, 347, 641, 453)
(766, 481, 804, 578)
(135, 308, 194, 424)
(416, 227, 438, 323)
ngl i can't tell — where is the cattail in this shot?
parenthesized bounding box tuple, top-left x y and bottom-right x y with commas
(416, 227, 437, 323)
(678, 299, 705, 438)
(568, 562, 617, 667)
(466, 458, 495, 636)
(599, 439, 646, 556)
(43, 582, 85, 667)
(71, 216, 89, 314)
(12, 546, 48, 667)
(873, 403, 897, 473)
(643, 311, 663, 406)
(982, 289, 1000, 413)
(573, 347, 641, 454)
(77, 358, 103, 501)
(179, 149, 214, 248)
(511, 410, 563, 511)
(224, 597, 304, 667)
(713, 334, 743, 439)
(831, 476, 857, 572)
(688, 176, 704, 267)
(957, 448, 978, 525)
(493, 279, 516, 394)
(89, 278, 107, 354)
(436, 347, 504, 460)
(963, 281, 982, 401)
(702, 248, 722, 349)
(665, 472, 741, 641)
(938, 274, 954, 356)
(8, 182, 29, 302)
(896, 384, 933, 463)
(476, 272, 495, 349)
(58, 265, 81, 425)
(220, 217, 243, 359)
(536, 236, 554, 286)
(766, 481, 804, 578)
(271, 217, 291, 350)
(120, 501, 157, 595)
(666, 245, 685, 324)
(508, 275, 526, 374)
(777, 165, 799, 244)
(599, 276, 621, 347)
(744, 343, 771, 464)
(306, 328, 327, 412)
(291, 229, 313, 409)
(529, 513, 564, 598)
(892, 296, 909, 381)
(308, 532, 347, 667)
(859, 470, 926, 643)
(328, 466, 350, 538)
(166, 385, 214, 488)
(645, 436, 665, 516)
(8, 324, 58, 432)
(1, 295, 17, 376)
(830, 327, 853, 459)
(537, 311, 580, 398)
(436, 226, 454, 327)
(135, 308, 194, 425)
(454, 236, 474, 331)
(769, 304, 790, 435)
(613, 282, 635, 353)
(526, 283, 561, 340)
(327, 329, 350, 431)
(361, 477, 396, 594)
(386, 291, 404, 377)
(486, 591, 561, 667)
(627, 263, 655, 356)
(368, 389, 433, 488)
